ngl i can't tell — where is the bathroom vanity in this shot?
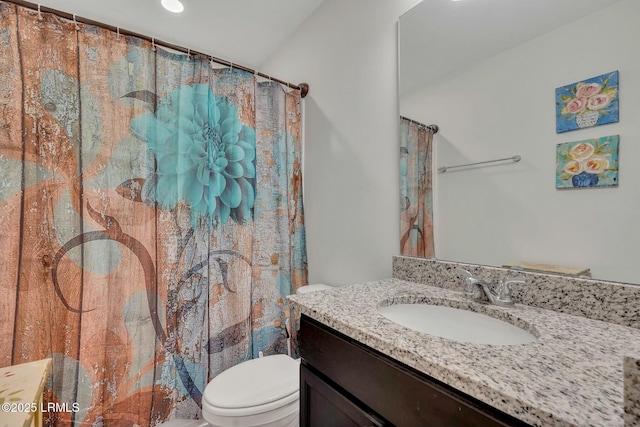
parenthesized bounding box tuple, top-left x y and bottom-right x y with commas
(288, 270, 640, 427)
(299, 315, 529, 426)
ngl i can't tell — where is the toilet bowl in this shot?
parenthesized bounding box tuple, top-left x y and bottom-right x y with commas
(158, 284, 332, 427)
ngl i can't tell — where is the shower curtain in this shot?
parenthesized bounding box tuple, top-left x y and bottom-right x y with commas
(0, 3, 307, 426)
(400, 117, 435, 258)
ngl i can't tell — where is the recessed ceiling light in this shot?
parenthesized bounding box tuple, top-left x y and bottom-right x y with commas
(161, 0, 184, 13)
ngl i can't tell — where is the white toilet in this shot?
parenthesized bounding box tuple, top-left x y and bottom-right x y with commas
(202, 354, 300, 427)
(159, 284, 333, 427)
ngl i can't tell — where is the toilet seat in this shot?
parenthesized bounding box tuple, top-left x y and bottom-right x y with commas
(202, 354, 300, 425)
(203, 390, 299, 417)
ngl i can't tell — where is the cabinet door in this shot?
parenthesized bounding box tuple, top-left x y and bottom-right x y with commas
(300, 364, 388, 427)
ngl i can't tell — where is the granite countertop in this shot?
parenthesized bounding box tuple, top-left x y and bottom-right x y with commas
(287, 279, 640, 427)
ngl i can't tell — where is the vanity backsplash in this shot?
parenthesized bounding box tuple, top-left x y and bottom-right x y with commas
(393, 256, 640, 329)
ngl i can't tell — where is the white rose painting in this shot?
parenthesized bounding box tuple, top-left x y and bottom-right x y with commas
(555, 71, 619, 133)
(556, 135, 619, 189)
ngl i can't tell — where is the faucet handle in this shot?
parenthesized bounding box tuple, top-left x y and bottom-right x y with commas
(496, 269, 525, 304)
(493, 279, 514, 305)
(456, 268, 481, 297)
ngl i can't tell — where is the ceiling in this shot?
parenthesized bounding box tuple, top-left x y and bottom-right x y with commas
(31, 0, 326, 70)
(399, 0, 625, 97)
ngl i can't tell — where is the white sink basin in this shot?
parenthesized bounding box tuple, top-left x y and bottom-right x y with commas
(378, 303, 537, 345)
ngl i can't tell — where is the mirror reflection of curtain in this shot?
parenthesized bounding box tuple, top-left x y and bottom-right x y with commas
(0, 2, 307, 425)
(400, 117, 435, 258)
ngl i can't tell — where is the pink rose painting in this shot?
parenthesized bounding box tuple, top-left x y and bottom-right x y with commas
(556, 135, 619, 189)
(555, 71, 619, 133)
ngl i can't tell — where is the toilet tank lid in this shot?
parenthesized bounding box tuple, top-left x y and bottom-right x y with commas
(296, 284, 332, 294)
(203, 354, 299, 409)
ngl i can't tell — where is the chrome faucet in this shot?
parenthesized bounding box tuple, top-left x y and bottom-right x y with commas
(457, 268, 523, 306)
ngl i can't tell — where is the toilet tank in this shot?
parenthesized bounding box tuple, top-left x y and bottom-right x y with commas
(296, 284, 332, 295)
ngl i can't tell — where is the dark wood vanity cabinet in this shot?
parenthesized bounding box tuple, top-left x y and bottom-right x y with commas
(300, 363, 386, 427)
(298, 315, 531, 427)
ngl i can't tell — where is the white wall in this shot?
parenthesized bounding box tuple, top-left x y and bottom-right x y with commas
(401, 0, 640, 284)
(262, 0, 421, 285)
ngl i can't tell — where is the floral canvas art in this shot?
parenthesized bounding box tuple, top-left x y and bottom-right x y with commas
(556, 135, 619, 189)
(555, 71, 619, 133)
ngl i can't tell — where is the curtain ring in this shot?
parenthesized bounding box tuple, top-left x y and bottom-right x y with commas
(37, 4, 43, 20)
(72, 14, 79, 30)
(187, 48, 191, 59)
(151, 38, 156, 51)
(116, 27, 120, 40)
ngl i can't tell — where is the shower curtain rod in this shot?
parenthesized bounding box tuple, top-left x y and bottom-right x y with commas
(400, 116, 438, 134)
(5, 0, 309, 98)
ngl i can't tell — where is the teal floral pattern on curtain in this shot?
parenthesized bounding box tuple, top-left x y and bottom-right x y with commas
(0, 2, 307, 426)
(131, 84, 257, 225)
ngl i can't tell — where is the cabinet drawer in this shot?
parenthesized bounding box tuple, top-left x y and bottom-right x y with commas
(299, 315, 530, 427)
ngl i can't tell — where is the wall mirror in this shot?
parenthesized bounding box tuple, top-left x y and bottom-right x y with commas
(399, 0, 640, 284)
